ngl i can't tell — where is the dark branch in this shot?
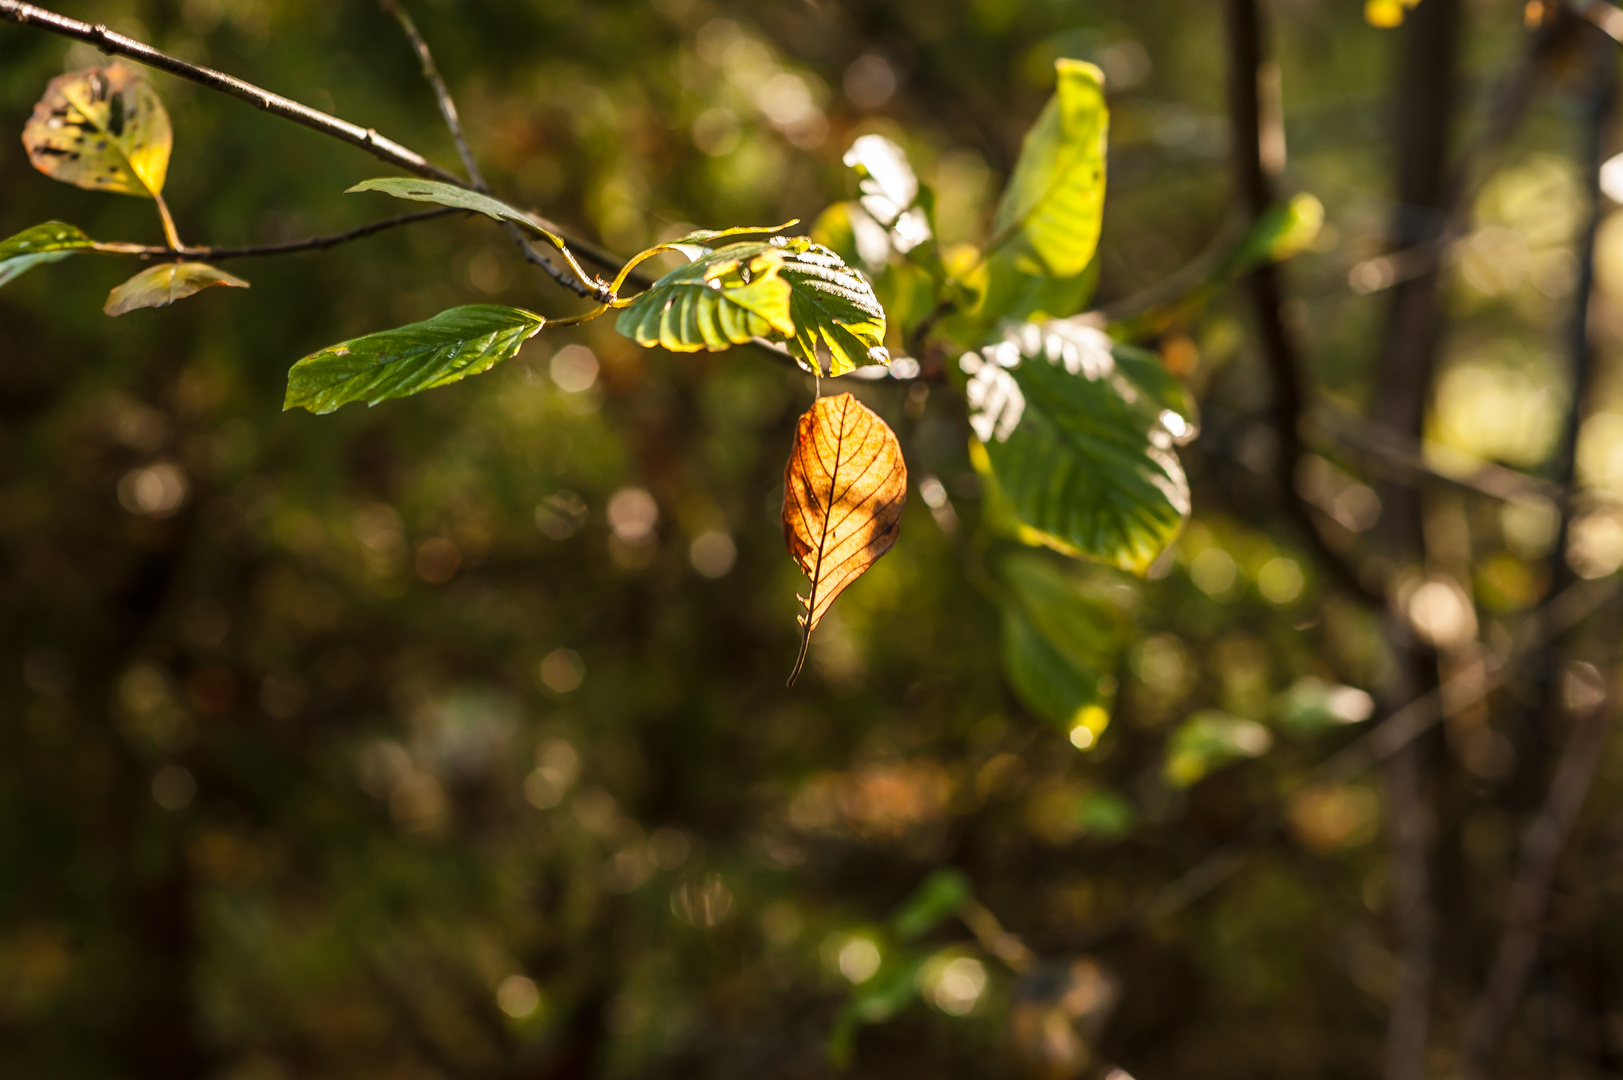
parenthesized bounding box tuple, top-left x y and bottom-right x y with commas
(371, 0, 606, 300)
(375, 0, 486, 191)
(1223, 0, 1384, 608)
(97, 208, 457, 261)
(0, 0, 458, 183)
(1458, 695, 1614, 1080)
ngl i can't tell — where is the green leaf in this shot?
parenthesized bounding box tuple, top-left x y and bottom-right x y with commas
(104, 262, 249, 316)
(1234, 192, 1325, 266)
(284, 305, 545, 414)
(891, 870, 971, 941)
(991, 59, 1108, 279)
(998, 551, 1128, 735)
(23, 65, 172, 198)
(616, 242, 795, 352)
(966, 319, 1196, 574)
(779, 239, 890, 376)
(827, 952, 930, 1067)
(347, 177, 553, 236)
(1165, 711, 1273, 787)
(616, 238, 888, 375)
(0, 222, 95, 289)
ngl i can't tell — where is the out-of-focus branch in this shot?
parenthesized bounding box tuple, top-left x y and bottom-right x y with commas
(1223, 0, 1384, 608)
(1043, 574, 1623, 954)
(1346, 11, 1574, 297)
(375, 0, 485, 191)
(1458, 695, 1612, 1079)
(1456, 30, 1615, 1080)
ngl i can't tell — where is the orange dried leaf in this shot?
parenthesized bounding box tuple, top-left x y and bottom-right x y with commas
(782, 393, 907, 686)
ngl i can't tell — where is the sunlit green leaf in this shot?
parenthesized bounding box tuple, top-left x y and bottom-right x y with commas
(779, 238, 890, 375)
(23, 65, 171, 198)
(617, 238, 888, 375)
(616, 242, 795, 352)
(967, 320, 1196, 574)
(0, 222, 94, 289)
(104, 262, 249, 316)
(284, 305, 544, 414)
(892, 870, 971, 941)
(1165, 711, 1274, 787)
(991, 59, 1108, 280)
(998, 551, 1127, 734)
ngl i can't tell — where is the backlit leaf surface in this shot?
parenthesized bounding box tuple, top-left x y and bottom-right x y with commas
(617, 238, 888, 375)
(104, 262, 248, 316)
(616, 242, 795, 351)
(782, 393, 907, 685)
(991, 59, 1108, 279)
(23, 65, 172, 198)
(285, 305, 544, 414)
(965, 319, 1195, 574)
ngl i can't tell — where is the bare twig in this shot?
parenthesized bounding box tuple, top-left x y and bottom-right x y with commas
(1458, 695, 1614, 1080)
(92, 208, 456, 261)
(0, 0, 458, 182)
(1224, 0, 1384, 607)
(374, 0, 485, 191)
(371, 0, 611, 302)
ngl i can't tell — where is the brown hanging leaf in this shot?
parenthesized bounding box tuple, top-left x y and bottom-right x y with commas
(782, 393, 907, 686)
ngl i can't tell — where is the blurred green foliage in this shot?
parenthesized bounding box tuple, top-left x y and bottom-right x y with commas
(2, 1, 1619, 1079)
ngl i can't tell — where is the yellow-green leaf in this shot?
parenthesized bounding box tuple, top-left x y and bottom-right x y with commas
(24, 65, 172, 198)
(617, 243, 795, 352)
(991, 59, 1108, 279)
(616, 238, 889, 374)
(0, 222, 95, 289)
(104, 262, 248, 316)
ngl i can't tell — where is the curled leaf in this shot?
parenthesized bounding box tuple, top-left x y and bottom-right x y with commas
(782, 393, 907, 685)
(0, 222, 94, 289)
(24, 65, 172, 198)
(104, 262, 248, 316)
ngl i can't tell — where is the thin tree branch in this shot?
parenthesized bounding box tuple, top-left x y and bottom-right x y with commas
(1458, 694, 1614, 1080)
(0, 0, 458, 183)
(1223, 0, 1384, 608)
(0, 0, 627, 289)
(371, 0, 611, 302)
(93, 208, 457, 261)
(374, 0, 485, 191)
